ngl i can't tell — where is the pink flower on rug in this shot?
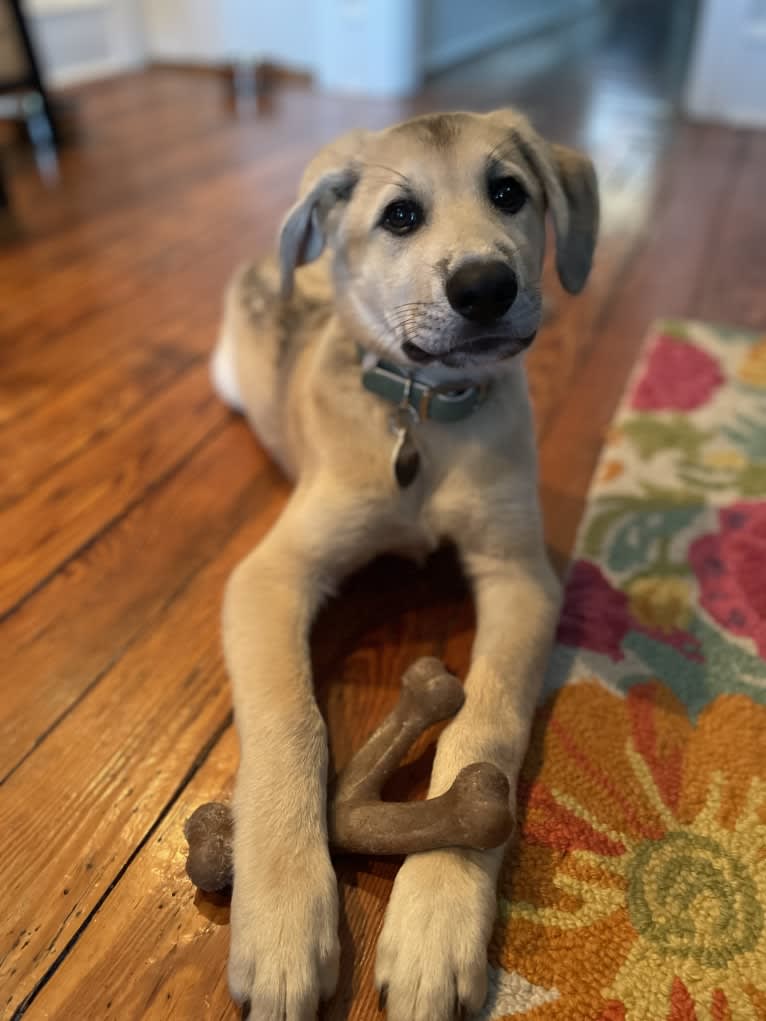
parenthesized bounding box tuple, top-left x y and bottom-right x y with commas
(690, 501, 766, 658)
(558, 561, 705, 664)
(556, 561, 632, 661)
(631, 336, 724, 411)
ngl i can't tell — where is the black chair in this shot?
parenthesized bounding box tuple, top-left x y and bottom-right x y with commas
(1, 0, 62, 235)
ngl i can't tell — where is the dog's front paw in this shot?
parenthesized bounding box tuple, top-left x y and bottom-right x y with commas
(376, 849, 497, 1021)
(228, 848, 340, 1020)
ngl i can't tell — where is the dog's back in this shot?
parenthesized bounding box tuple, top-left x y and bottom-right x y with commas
(212, 256, 331, 475)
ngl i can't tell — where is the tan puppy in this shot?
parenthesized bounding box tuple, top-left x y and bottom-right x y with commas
(211, 108, 598, 1021)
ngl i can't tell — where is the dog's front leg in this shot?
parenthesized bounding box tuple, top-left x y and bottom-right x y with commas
(376, 548, 561, 1021)
(224, 484, 364, 1019)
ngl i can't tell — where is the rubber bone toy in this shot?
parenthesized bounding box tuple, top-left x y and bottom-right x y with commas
(184, 657, 513, 892)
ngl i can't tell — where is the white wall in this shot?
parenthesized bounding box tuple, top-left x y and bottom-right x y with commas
(139, 0, 418, 94)
(31, 0, 317, 80)
(27, 0, 607, 95)
(140, 0, 314, 68)
(27, 0, 145, 85)
(685, 0, 766, 128)
(140, 0, 227, 63)
(242, 0, 314, 70)
(316, 0, 421, 96)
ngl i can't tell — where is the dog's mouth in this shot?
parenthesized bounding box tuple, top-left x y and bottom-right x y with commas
(402, 333, 537, 366)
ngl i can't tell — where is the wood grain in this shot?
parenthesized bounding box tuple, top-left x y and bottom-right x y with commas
(0, 367, 225, 615)
(26, 726, 239, 1021)
(0, 474, 288, 1016)
(0, 421, 278, 781)
(693, 132, 766, 326)
(0, 344, 195, 507)
(3, 5, 765, 1018)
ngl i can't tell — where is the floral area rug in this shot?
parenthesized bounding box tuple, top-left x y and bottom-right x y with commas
(483, 321, 766, 1021)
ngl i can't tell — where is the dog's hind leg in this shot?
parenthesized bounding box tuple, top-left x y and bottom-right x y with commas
(210, 326, 244, 412)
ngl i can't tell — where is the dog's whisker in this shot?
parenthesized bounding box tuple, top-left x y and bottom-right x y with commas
(387, 313, 432, 329)
(392, 300, 437, 310)
(389, 307, 437, 320)
(387, 311, 432, 327)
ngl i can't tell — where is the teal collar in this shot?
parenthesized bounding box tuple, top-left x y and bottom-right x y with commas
(360, 352, 489, 423)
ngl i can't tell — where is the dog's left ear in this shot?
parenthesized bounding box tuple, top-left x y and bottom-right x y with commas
(279, 130, 366, 297)
(544, 142, 600, 294)
(521, 136, 599, 295)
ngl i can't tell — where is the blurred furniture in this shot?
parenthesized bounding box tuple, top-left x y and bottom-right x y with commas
(0, 0, 61, 235)
(0, 0, 59, 147)
(0, 155, 14, 238)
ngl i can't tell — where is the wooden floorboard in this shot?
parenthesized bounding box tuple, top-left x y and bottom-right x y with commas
(27, 727, 239, 1021)
(0, 421, 279, 782)
(0, 344, 194, 508)
(2, 4, 765, 1018)
(0, 366, 226, 616)
(1, 477, 287, 1015)
(693, 132, 766, 326)
(1, 157, 298, 341)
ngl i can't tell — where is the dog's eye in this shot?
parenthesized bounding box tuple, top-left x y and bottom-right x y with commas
(489, 177, 527, 214)
(381, 199, 423, 235)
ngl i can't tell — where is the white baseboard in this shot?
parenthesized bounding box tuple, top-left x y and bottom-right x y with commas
(45, 53, 145, 87)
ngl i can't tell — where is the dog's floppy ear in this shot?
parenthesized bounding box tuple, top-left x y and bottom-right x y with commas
(279, 130, 366, 297)
(544, 142, 599, 294)
(522, 135, 599, 295)
(490, 111, 599, 294)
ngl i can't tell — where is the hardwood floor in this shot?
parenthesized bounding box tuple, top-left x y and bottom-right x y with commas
(2, 6, 765, 1018)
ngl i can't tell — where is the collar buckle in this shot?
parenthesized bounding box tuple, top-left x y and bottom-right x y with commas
(360, 348, 490, 424)
(391, 377, 420, 433)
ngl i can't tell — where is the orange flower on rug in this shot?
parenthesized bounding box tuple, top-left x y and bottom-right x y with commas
(488, 681, 766, 1021)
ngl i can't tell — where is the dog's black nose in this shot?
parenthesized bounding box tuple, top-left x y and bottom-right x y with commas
(446, 260, 518, 324)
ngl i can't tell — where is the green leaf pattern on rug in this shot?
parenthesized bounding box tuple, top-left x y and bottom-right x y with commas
(555, 320, 766, 708)
(607, 506, 701, 574)
(620, 416, 713, 460)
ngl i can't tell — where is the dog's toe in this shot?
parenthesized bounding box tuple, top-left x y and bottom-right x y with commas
(375, 849, 494, 1021)
(228, 852, 339, 1021)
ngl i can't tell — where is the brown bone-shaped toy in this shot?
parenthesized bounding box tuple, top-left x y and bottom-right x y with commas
(185, 657, 513, 892)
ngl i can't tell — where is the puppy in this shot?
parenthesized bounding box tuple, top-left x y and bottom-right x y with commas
(211, 108, 598, 1020)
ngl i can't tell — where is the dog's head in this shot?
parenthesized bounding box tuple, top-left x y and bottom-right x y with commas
(279, 110, 598, 378)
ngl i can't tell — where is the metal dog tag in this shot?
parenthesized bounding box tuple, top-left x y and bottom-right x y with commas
(390, 405, 420, 488)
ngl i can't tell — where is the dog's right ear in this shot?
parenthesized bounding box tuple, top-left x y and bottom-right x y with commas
(279, 131, 366, 297)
